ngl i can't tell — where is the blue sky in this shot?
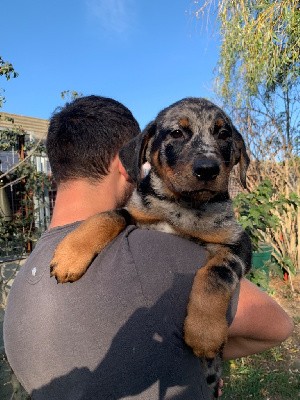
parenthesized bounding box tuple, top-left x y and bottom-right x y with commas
(1, 0, 220, 129)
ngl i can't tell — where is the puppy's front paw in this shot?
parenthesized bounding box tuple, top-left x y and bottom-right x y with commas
(184, 311, 228, 359)
(50, 233, 96, 283)
(49, 211, 129, 283)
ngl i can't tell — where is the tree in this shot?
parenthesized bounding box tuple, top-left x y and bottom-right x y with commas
(195, 0, 300, 152)
(195, 1, 300, 96)
(0, 57, 51, 257)
(0, 56, 18, 108)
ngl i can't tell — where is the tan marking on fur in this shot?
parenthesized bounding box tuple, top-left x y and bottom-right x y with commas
(151, 148, 160, 170)
(50, 211, 127, 283)
(151, 149, 164, 177)
(127, 206, 161, 225)
(175, 225, 238, 245)
(179, 117, 190, 128)
(184, 254, 233, 358)
(215, 118, 225, 128)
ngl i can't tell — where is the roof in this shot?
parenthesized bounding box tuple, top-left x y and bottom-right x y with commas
(0, 112, 49, 140)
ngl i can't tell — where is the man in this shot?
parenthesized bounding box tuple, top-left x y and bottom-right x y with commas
(4, 95, 293, 399)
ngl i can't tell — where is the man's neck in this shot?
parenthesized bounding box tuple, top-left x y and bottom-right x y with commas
(49, 177, 119, 229)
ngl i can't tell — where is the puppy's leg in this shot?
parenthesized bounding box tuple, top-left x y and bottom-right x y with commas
(184, 247, 246, 359)
(50, 210, 131, 283)
(202, 353, 223, 399)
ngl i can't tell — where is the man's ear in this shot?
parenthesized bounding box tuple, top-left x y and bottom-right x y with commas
(118, 158, 131, 181)
(232, 127, 250, 189)
(119, 122, 156, 183)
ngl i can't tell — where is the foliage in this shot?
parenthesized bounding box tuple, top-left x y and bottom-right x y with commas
(233, 180, 280, 250)
(1, 57, 52, 256)
(247, 160, 300, 282)
(0, 56, 18, 108)
(61, 90, 83, 101)
(0, 57, 18, 80)
(196, 1, 300, 100)
(220, 1, 299, 99)
(247, 261, 272, 291)
(195, 1, 300, 153)
(0, 132, 52, 256)
(233, 179, 299, 285)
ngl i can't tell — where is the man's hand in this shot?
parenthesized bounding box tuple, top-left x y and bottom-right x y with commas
(217, 379, 224, 397)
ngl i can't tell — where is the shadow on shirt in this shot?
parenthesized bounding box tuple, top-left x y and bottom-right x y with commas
(32, 273, 211, 399)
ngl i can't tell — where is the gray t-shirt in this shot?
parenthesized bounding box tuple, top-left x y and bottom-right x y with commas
(4, 223, 239, 399)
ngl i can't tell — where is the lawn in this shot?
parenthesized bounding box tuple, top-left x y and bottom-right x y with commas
(222, 275, 300, 400)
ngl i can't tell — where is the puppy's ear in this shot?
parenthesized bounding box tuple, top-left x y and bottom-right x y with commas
(232, 127, 250, 189)
(119, 122, 156, 183)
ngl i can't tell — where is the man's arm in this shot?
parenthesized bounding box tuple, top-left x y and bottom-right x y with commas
(223, 278, 294, 360)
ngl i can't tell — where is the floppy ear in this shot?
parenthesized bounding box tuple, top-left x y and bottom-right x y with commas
(119, 122, 156, 183)
(232, 127, 250, 189)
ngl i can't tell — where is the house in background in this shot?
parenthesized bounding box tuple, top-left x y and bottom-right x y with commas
(0, 112, 55, 235)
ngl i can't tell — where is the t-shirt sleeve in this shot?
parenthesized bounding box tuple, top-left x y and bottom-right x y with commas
(226, 282, 240, 325)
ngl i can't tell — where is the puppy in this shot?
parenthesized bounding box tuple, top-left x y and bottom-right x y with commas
(50, 97, 252, 398)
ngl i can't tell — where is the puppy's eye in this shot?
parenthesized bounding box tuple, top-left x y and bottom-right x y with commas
(218, 129, 232, 140)
(169, 129, 184, 139)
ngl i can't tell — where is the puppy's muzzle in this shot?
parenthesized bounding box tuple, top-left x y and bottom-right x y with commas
(193, 159, 220, 181)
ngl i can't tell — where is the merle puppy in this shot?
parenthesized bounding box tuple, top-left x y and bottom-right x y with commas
(50, 97, 252, 398)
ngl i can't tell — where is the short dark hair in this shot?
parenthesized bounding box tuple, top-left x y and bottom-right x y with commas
(46, 95, 140, 184)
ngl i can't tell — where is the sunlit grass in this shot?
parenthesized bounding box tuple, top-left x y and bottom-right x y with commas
(222, 346, 300, 400)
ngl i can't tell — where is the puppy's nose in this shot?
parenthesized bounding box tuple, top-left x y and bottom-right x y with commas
(193, 159, 220, 181)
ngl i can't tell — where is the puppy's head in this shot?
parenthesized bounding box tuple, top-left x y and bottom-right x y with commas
(120, 98, 249, 201)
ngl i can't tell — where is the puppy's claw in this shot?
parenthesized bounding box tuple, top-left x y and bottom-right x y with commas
(49, 263, 55, 276)
(50, 260, 84, 284)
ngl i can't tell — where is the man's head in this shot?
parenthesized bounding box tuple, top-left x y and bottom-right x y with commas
(46, 95, 141, 185)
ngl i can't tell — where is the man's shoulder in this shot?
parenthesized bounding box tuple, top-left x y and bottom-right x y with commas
(127, 226, 204, 249)
(125, 226, 208, 268)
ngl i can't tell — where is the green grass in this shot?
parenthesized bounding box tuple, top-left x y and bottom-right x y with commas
(221, 275, 300, 400)
(222, 347, 300, 400)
